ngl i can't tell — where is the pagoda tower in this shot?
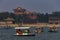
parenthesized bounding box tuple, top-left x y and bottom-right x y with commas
(14, 7, 24, 15)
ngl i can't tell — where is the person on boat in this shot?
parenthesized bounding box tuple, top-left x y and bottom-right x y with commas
(27, 30, 30, 33)
(35, 29, 37, 33)
(49, 26, 57, 32)
(16, 29, 22, 35)
(52, 26, 56, 31)
(49, 27, 52, 32)
(35, 28, 41, 33)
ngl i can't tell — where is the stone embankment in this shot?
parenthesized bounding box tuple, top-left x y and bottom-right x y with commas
(0, 23, 60, 28)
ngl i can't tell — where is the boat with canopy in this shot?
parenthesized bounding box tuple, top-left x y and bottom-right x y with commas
(14, 27, 35, 36)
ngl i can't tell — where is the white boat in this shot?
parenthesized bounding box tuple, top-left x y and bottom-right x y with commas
(13, 27, 35, 36)
(15, 27, 30, 29)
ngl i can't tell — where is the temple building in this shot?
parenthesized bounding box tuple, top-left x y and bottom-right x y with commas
(14, 7, 25, 15)
(24, 12, 38, 23)
(0, 21, 5, 25)
(13, 7, 38, 24)
(4, 17, 14, 24)
(25, 11, 32, 15)
(48, 16, 60, 24)
(28, 13, 38, 19)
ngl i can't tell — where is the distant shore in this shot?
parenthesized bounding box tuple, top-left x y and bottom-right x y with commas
(0, 23, 60, 28)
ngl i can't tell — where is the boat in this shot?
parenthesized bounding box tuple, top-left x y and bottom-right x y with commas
(13, 27, 35, 36)
(48, 26, 57, 32)
(35, 27, 44, 33)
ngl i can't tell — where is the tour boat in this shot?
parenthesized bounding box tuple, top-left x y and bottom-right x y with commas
(13, 27, 35, 36)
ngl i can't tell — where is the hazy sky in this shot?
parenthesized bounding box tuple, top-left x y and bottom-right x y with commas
(0, 0, 60, 13)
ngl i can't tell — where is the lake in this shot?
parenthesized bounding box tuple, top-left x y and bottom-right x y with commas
(0, 27, 60, 40)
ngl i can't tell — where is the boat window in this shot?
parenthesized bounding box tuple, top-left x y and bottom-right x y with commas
(22, 29, 30, 33)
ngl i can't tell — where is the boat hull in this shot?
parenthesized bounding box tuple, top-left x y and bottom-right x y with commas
(13, 34, 35, 36)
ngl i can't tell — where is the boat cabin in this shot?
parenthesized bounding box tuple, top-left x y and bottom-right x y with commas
(14, 27, 35, 36)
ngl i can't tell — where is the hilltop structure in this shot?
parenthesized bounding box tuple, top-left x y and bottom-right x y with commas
(13, 7, 38, 24)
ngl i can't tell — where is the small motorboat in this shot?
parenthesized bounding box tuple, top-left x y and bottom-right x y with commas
(48, 26, 57, 32)
(13, 27, 35, 36)
(35, 27, 43, 33)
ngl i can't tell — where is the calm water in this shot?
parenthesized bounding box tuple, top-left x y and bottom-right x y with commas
(0, 27, 60, 40)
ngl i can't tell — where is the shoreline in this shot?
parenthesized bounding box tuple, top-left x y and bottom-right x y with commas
(0, 23, 60, 28)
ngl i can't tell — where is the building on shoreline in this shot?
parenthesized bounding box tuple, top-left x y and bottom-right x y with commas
(4, 17, 15, 24)
(48, 15, 60, 24)
(0, 7, 60, 27)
